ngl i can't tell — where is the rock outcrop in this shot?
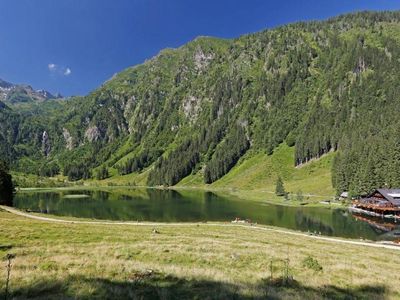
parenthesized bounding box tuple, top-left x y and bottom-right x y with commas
(62, 128, 74, 150)
(42, 131, 51, 156)
(84, 126, 101, 142)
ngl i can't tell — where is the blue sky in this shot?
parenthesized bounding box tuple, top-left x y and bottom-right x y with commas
(1, 0, 399, 96)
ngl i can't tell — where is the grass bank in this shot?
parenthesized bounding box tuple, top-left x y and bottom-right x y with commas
(177, 144, 335, 204)
(1, 209, 399, 299)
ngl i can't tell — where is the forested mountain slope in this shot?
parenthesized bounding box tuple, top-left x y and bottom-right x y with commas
(2, 11, 400, 196)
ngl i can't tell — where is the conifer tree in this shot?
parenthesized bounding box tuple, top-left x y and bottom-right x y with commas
(275, 176, 286, 197)
(96, 166, 109, 180)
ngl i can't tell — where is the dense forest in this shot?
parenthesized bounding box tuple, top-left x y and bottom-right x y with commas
(1, 11, 400, 196)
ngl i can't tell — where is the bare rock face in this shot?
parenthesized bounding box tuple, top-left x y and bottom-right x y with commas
(84, 126, 101, 142)
(62, 128, 74, 150)
(124, 95, 136, 117)
(217, 104, 224, 118)
(194, 48, 214, 71)
(42, 131, 51, 156)
(354, 56, 366, 74)
(182, 95, 201, 121)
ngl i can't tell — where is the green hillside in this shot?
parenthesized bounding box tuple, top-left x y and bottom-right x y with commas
(213, 145, 333, 195)
(177, 144, 334, 202)
(87, 143, 334, 203)
(1, 11, 400, 197)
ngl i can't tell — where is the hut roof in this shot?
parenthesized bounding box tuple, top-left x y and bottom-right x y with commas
(374, 189, 400, 207)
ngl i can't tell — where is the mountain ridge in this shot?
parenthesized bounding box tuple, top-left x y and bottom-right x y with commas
(0, 77, 62, 105)
(1, 11, 400, 197)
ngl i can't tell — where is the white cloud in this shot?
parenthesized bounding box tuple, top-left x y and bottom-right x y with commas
(48, 63, 72, 76)
(48, 63, 56, 71)
(64, 68, 72, 76)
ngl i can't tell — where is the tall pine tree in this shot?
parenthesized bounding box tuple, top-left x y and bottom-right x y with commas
(275, 176, 286, 197)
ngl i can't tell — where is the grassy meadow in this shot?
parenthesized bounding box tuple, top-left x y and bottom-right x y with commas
(1, 208, 399, 299)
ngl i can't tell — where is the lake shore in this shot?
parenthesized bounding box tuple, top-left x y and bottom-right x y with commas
(16, 184, 343, 209)
(1, 205, 399, 250)
(11, 145, 337, 209)
(1, 206, 399, 299)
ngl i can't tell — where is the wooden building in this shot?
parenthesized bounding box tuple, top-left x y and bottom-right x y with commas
(351, 189, 400, 219)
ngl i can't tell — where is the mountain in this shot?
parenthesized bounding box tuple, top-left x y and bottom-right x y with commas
(0, 78, 13, 89)
(1, 11, 400, 197)
(0, 78, 62, 105)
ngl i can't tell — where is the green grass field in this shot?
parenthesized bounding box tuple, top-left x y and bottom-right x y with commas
(1, 209, 399, 299)
(211, 145, 334, 196)
(177, 144, 335, 204)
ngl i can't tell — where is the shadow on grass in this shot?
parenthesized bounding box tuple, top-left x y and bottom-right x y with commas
(0, 245, 12, 251)
(1, 273, 388, 300)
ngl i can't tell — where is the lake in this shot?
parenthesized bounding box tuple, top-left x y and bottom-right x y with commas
(13, 188, 400, 241)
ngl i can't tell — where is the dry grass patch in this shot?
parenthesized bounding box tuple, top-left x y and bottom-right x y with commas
(0, 211, 399, 299)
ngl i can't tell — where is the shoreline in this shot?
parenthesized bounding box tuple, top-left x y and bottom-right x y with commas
(16, 184, 344, 208)
(2, 205, 399, 251)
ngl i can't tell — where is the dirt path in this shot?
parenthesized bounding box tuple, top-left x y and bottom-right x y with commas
(2, 205, 399, 251)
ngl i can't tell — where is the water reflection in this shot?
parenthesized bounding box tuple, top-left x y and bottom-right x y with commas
(351, 213, 400, 242)
(0, 190, 14, 206)
(13, 188, 396, 240)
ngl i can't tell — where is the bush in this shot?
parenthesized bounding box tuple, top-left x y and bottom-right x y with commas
(296, 190, 304, 202)
(302, 255, 323, 272)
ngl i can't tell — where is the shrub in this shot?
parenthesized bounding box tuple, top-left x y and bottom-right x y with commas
(302, 255, 323, 272)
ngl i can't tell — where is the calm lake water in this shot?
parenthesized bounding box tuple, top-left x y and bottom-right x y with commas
(13, 188, 400, 241)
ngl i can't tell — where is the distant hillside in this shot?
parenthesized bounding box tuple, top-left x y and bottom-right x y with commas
(0, 78, 62, 105)
(1, 11, 400, 197)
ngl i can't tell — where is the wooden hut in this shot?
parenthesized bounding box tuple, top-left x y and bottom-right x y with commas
(351, 189, 400, 219)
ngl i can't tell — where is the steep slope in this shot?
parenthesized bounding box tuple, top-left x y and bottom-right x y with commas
(178, 144, 335, 198)
(2, 11, 400, 196)
(0, 101, 19, 160)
